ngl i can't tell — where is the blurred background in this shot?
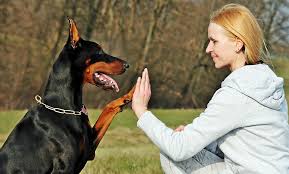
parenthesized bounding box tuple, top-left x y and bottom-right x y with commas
(1, 0, 289, 110)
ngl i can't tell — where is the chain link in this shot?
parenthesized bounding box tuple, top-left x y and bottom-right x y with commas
(34, 95, 82, 116)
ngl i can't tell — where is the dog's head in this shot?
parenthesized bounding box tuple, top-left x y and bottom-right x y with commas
(66, 18, 128, 92)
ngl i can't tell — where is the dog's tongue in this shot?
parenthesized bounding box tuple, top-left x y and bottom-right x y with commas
(95, 73, 119, 92)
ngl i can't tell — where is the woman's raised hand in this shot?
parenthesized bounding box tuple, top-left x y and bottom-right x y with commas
(132, 68, 151, 118)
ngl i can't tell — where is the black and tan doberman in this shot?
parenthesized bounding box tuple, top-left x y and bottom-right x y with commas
(0, 19, 135, 174)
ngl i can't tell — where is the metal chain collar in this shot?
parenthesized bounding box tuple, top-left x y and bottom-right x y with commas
(34, 95, 82, 116)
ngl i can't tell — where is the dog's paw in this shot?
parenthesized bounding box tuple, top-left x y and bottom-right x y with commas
(121, 86, 135, 105)
(105, 86, 136, 109)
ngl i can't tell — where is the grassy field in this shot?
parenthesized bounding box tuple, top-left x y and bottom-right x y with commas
(0, 109, 201, 174)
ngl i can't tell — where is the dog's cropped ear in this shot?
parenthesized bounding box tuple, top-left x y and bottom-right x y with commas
(68, 18, 80, 49)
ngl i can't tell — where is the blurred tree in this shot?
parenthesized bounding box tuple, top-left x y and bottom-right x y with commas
(0, 0, 288, 109)
(261, 0, 289, 53)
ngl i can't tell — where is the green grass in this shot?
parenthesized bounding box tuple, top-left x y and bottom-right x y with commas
(0, 110, 25, 143)
(0, 109, 200, 174)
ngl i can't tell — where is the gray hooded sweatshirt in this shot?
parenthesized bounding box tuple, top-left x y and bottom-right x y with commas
(137, 64, 289, 174)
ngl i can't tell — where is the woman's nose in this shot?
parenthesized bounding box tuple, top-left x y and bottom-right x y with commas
(205, 41, 213, 53)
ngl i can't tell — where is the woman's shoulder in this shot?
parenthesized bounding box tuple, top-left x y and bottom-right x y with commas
(220, 64, 285, 110)
(221, 64, 282, 88)
(228, 63, 274, 77)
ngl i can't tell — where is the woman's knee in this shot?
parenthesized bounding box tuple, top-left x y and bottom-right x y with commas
(159, 150, 225, 174)
(159, 153, 171, 172)
(159, 152, 187, 174)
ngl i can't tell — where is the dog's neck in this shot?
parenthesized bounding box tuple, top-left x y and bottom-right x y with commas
(43, 50, 83, 111)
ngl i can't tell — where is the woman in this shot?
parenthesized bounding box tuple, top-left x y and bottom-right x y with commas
(132, 4, 289, 174)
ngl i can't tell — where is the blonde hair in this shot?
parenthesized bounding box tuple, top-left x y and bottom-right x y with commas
(210, 4, 266, 65)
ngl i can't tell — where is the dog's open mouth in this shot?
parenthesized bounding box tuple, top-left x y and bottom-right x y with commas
(93, 72, 119, 92)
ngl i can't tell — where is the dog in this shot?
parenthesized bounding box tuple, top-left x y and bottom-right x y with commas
(0, 18, 135, 174)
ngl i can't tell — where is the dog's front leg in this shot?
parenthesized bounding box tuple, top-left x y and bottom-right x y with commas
(89, 86, 135, 159)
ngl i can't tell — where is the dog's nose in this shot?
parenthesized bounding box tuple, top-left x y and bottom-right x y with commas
(124, 63, 129, 69)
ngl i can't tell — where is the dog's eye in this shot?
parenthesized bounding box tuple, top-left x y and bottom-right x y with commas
(85, 59, 91, 65)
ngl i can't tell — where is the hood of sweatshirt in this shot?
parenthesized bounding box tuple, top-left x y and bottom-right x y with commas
(222, 64, 285, 110)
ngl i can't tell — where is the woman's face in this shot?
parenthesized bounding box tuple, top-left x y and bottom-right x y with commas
(206, 23, 239, 70)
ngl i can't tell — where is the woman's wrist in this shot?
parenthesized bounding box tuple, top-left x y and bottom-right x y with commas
(134, 108, 148, 119)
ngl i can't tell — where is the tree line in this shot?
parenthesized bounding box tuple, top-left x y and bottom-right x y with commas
(0, 0, 288, 109)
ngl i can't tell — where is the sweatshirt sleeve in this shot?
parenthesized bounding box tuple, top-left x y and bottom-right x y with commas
(137, 87, 247, 161)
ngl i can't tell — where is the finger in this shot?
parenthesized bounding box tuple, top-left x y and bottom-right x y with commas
(133, 77, 141, 98)
(146, 68, 150, 82)
(174, 128, 180, 132)
(144, 68, 149, 92)
(147, 69, 151, 96)
(140, 70, 145, 94)
(174, 125, 185, 132)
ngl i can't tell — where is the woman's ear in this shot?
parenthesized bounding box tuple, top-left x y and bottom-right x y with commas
(235, 38, 244, 53)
